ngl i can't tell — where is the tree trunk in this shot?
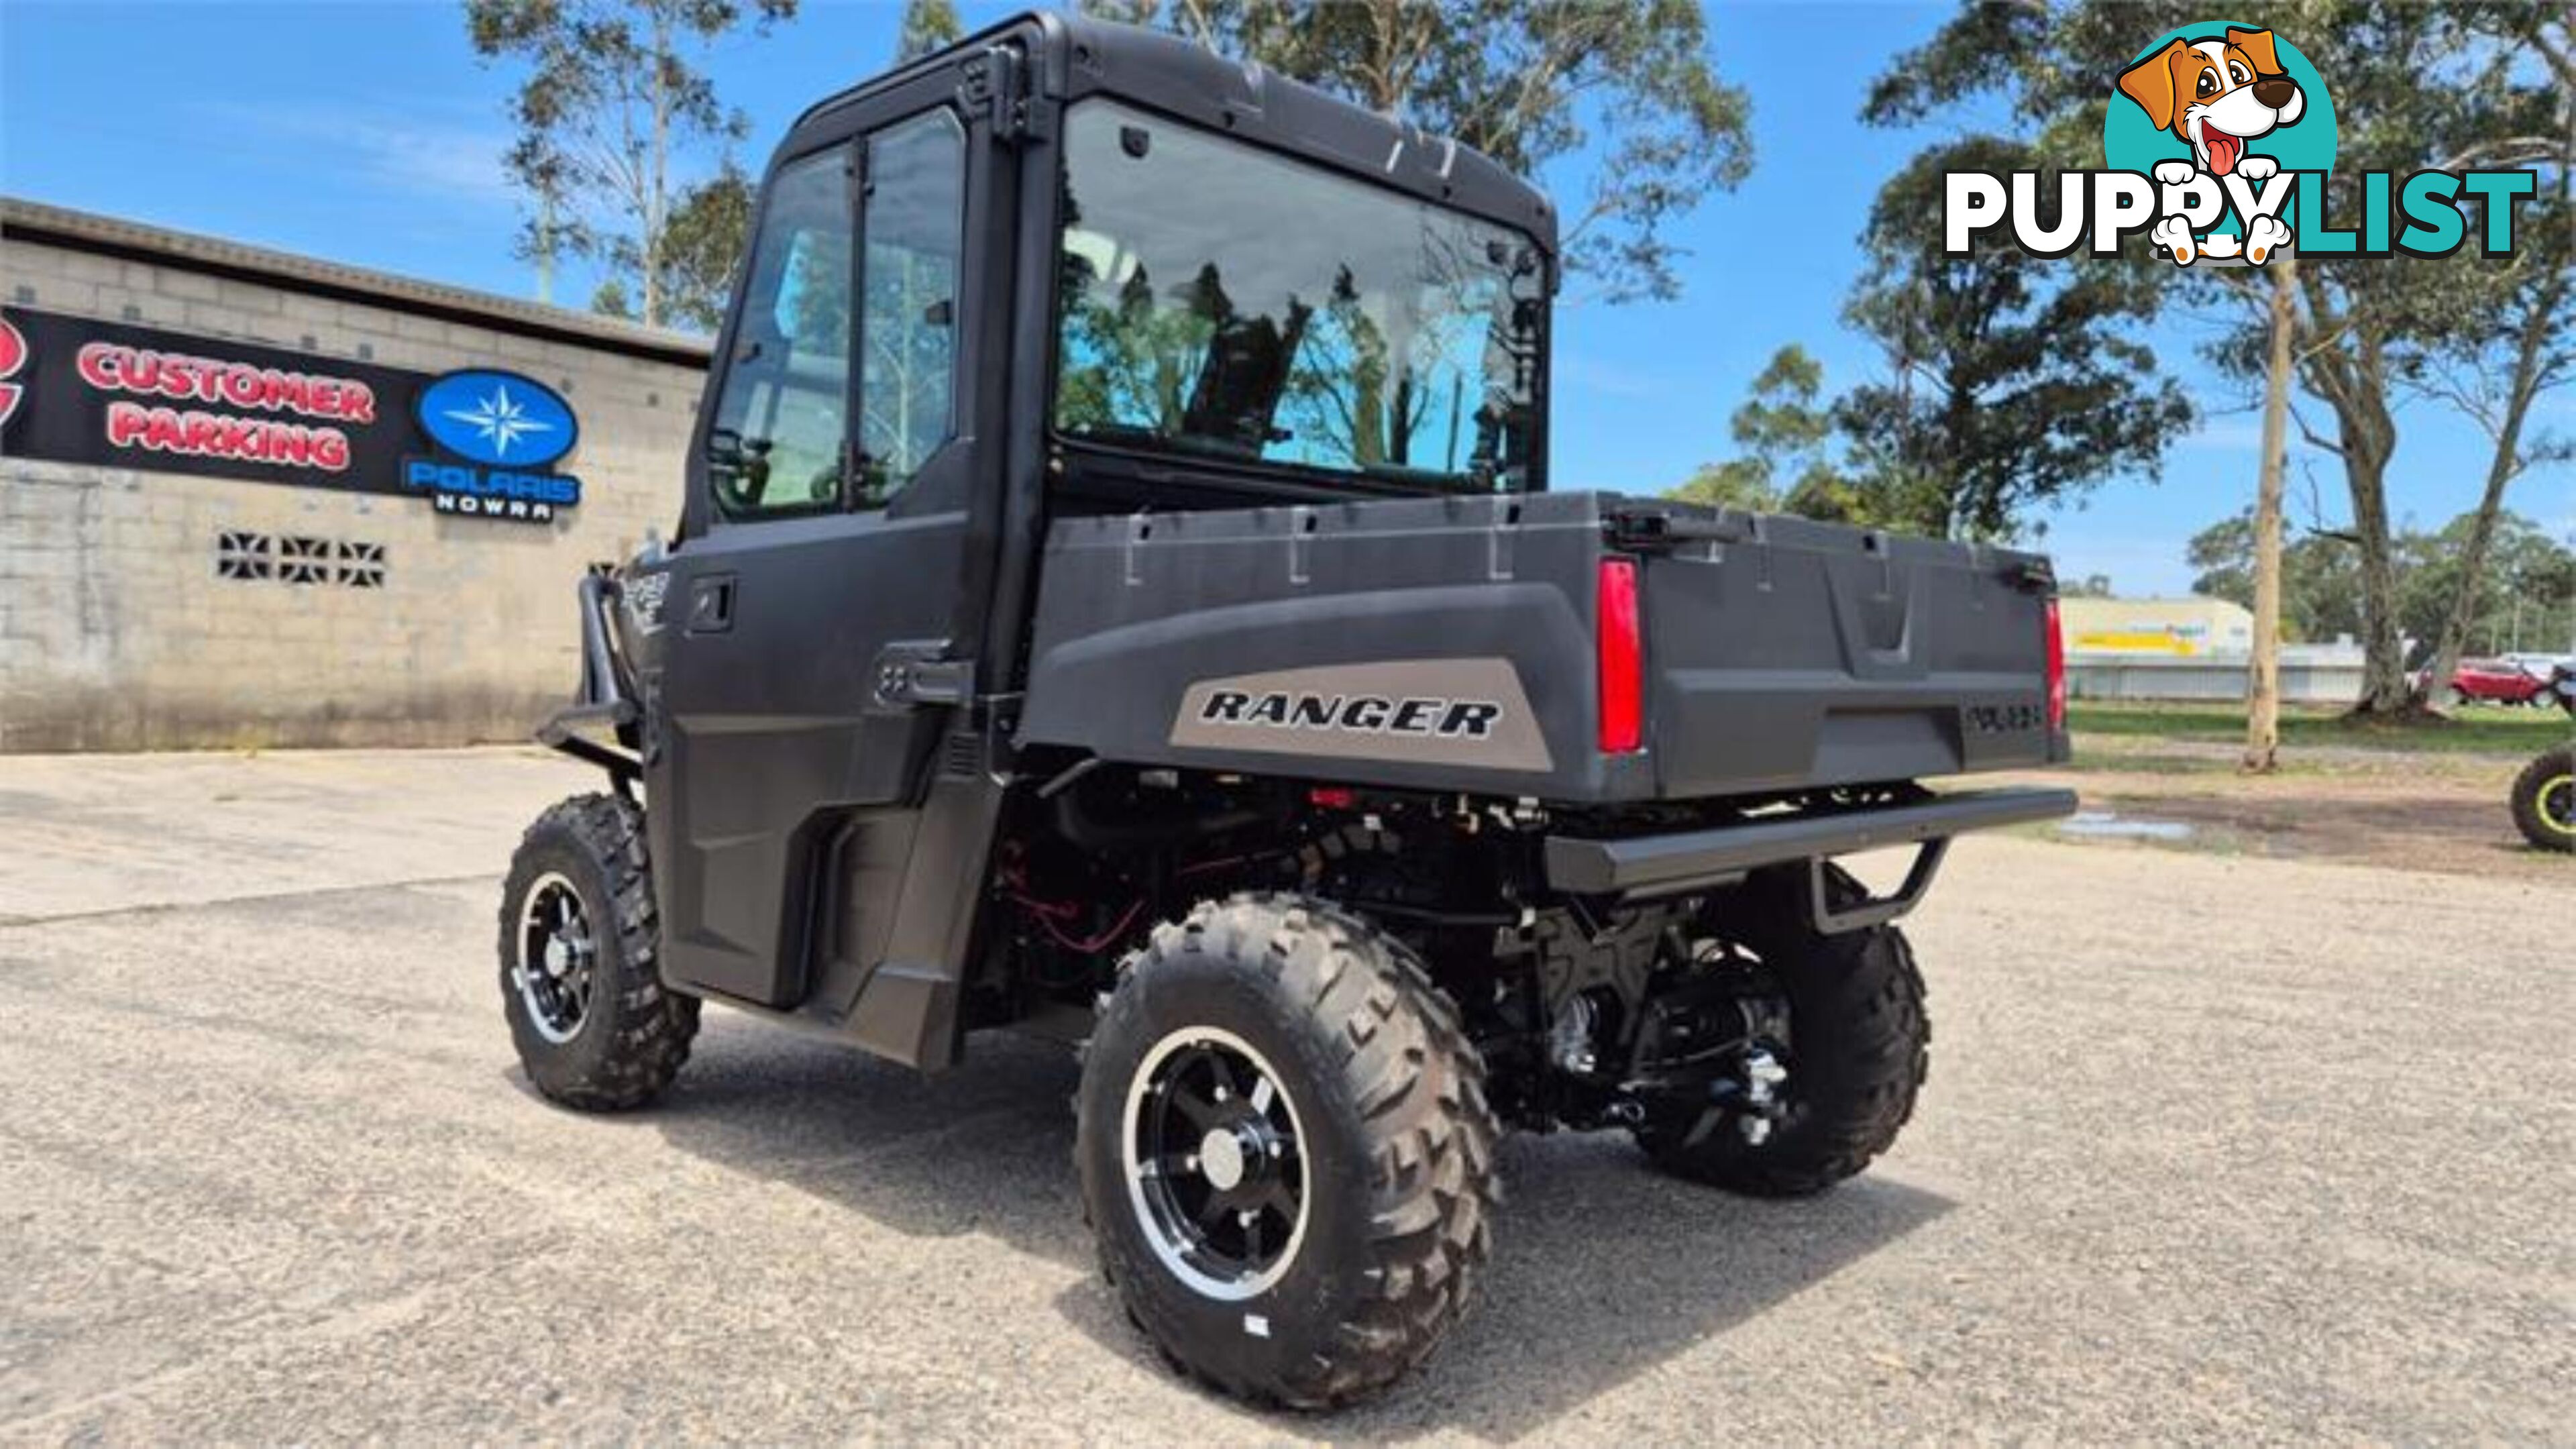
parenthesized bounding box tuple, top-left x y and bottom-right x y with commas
(2292, 270, 2411, 717)
(643, 6, 673, 329)
(2416, 303, 2555, 708)
(2324, 339, 2410, 714)
(2417, 160, 2570, 705)
(535, 193, 557, 307)
(2345, 441, 2410, 712)
(2243, 257, 2295, 772)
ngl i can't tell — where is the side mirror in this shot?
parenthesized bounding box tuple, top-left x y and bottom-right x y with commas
(922, 297, 955, 328)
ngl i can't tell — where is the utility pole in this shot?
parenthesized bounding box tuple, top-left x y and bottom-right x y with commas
(2243, 254, 2296, 774)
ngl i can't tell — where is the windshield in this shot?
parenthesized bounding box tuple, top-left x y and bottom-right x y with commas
(1053, 100, 1545, 492)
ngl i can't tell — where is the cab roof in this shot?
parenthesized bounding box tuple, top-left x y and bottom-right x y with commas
(783, 9, 1558, 252)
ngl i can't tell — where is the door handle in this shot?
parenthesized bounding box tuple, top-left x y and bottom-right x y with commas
(687, 575, 735, 634)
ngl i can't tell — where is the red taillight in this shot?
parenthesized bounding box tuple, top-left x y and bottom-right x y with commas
(1597, 557, 1644, 753)
(2044, 596, 2067, 730)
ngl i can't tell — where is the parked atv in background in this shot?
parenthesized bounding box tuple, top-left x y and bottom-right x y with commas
(2512, 747, 2575, 852)
(2507, 665, 2575, 853)
(497, 12, 2076, 1409)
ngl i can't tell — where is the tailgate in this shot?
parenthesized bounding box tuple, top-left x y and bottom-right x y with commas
(1629, 506, 2065, 796)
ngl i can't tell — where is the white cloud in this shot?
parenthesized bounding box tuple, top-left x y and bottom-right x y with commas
(196, 101, 515, 207)
(2175, 417, 2267, 452)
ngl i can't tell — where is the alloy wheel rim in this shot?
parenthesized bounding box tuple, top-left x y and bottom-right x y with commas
(2541, 774, 2576, 836)
(513, 871, 596, 1044)
(1121, 1025, 1310, 1301)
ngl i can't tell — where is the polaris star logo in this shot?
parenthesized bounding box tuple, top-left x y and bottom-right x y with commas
(415, 368, 578, 469)
(443, 382, 555, 460)
(1199, 690, 1502, 739)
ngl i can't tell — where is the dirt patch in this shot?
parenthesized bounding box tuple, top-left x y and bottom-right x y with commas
(2000, 737, 2575, 881)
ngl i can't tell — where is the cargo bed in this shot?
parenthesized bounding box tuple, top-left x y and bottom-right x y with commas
(1017, 490, 2070, 804)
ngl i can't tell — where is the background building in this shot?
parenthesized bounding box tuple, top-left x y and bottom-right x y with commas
(2057, 594, 2375, 704)
(1, 199, 710, 751)
(2059, 595, 2256, 657)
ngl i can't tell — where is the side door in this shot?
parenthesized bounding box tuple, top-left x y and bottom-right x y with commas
(648, 85, 985, 1010)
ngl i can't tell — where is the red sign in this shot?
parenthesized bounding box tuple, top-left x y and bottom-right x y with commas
(0, 316, 25, 427)
(73, 340, 378, 472)
(0, 308, 439, 498)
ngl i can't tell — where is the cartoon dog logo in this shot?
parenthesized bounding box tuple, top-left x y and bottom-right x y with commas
(2118, 27, 2308, 264)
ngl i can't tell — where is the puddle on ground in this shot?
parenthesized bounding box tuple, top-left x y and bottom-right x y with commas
(2055, 810, 2197, 842)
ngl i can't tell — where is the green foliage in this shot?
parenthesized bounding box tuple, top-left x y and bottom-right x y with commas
(641, 162, 754, 331)
(2068, 701, 2567, 757)
(1866, 0, 2570, 709)
(464, 0, 798, 328)
(1669, 201, 2194, 545)
(1089, 0, 1752, 303)
(2188, 508, 2576, 654)
(1666, 460, 1775, 512)
(895, 0, 961, 62)
(2400, 513, 2576, 657)
(2187, 511, 2367, 643)
(1664, 345, 1857, 518)
(1833, 138, 2192, 539)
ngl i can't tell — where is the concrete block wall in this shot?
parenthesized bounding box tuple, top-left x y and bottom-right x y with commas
(1, 229, 710, 751)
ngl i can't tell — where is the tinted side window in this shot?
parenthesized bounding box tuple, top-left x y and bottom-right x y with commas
(855, 110, 965, 504)
(707, 150, 851, 519)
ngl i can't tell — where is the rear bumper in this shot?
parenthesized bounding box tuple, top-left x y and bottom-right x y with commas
(1542, 786, 2079, 898)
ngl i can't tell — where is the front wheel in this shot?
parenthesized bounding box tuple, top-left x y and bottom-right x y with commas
(498, 793, 700, 1110)
(2510, 747, 2576, 853)
(1635, 865, 1929, 1197)
(1077, 894, 1499, 1410)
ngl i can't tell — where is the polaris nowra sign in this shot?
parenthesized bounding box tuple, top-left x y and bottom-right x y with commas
(406, 369, 584, 525)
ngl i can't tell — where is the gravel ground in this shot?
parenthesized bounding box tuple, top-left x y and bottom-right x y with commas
(1, 748, 2569, 1444)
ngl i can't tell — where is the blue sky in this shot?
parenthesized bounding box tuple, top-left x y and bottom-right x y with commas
(4, 0, 2563, 594)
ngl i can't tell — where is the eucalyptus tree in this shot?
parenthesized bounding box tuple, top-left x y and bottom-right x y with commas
(466, 0, 800, 328)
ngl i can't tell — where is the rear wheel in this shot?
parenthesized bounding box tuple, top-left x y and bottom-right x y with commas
(1635, 865, 1929, 1197)
(1077, 893, 1499, 1409)
(498, 794, 699, 1110)
(2510, 747, 2576, 853)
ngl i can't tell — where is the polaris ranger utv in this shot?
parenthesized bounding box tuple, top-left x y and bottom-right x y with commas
(500, 11, 2076, 1408)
